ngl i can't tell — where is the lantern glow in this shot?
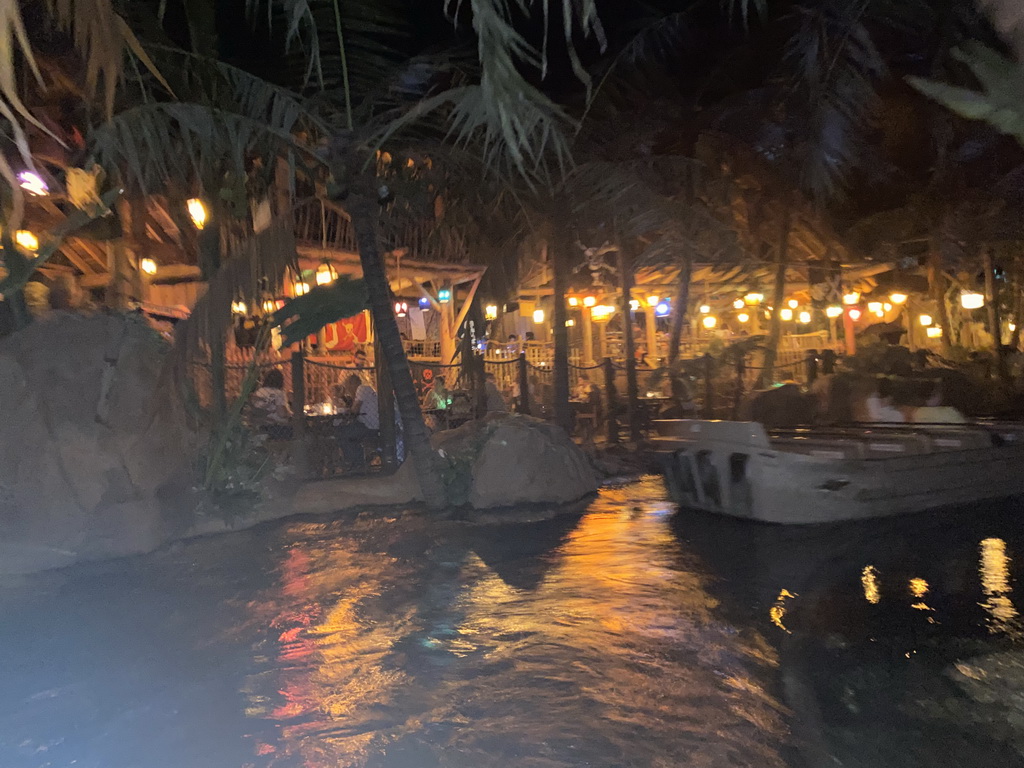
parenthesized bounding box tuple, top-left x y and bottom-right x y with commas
(826, 305, 843, 318)
(485, 304, 498, 320)
(919, 314, 933, 327)
(186, 198, 207, 229)
(140, 257, 157, 275)
(780, 308, 794, 321)
(843, 292, 860, 305)
(532, 308, 545, 324)
(960, 291, 984, 310)
(702, 315, 717, 329)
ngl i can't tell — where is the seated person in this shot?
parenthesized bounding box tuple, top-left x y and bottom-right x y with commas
(484, 372, 508, 414)
(861, 377, 905, 423)
(423, 377, 451, 411)
(910, 380, 967, 424)
(249, 368, 292, 439)
(335, 374, 380, 468)
(661, 372, 697, 419)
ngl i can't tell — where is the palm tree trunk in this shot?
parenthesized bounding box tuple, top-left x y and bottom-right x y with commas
(983, 246, 1008, 380)
(618, 244, 641, 442)
(757, 206, 792, 389)
(667, 257, 693, 367)
(348, 192, 447, 510)
(928, 235, 953, 353)
(550, 207, 572, 434)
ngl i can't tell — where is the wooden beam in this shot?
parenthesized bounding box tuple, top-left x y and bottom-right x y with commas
(453, 273, 483, 332)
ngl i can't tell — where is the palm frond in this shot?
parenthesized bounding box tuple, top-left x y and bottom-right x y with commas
(175, 218, 298, 366)
(977, 0, 1024, 60)
(909, 43, 1024, 148)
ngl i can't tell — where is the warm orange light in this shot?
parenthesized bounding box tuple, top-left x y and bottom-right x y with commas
(568, 296, 579, 307)
(780, 308, 794, 321)
(140, 257, 157, 275)
(583, 296, 596, 308)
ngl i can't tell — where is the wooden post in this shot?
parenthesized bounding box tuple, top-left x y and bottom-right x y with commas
(517, 351, 531, 415)
(440, 282, 457, 381)
(582, 307, 595, 364)
(821, 349, 837, 375)
(644, 304, 658, 363)
(618, 245, 641, 443)
(731, 353, 746, 420)
(603, 356, 619, 444)
(290, 351, 307, 476)
(702, 353, 714, 419)
(375, 334, 397, 471)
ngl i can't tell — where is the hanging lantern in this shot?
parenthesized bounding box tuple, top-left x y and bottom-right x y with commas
(647, 295, 660, 306)
(629, 299, 640, 311)
(867, 301, 883, 314)
(583, 296, 597, 307)
(883, 302, 893, 312)
(418, 296, 431, 309)
(262, 299, 277, 313)
(744, 292, 764, 305)
(231, 301, 247, 315)
(315, 263, 336, 285)
(918, 314, 933, 326)
(699, 304, 711, 314)
(737, 313, 750, 323)
(140, 257, 157, 275)
(843, 292, 860, 305)
(437, 288, 452, 304)
(591, 305, 616, 322)
(485, 304, 498, 320)
(293, 281, 310, 296)
(733, 298, 745, 309)
(565, 318, 576, 327)
(654, 301, 670, 318)
(186, 198, 207, 229)
(532, 308, 545, 324)
(14, 230, 38, 251)
(825, 305, 843, 318)
(702, 315, 717, 329)
(960, 291, 984, 310)
(568, 296, 579, 307)
(787, 299, 798, 309)
(926, 326, 943, 338)
(890, 292, 908, 305)
(394, 300, 408, 317)
(848, 308, 862, 321)
(798, 310, 812, 324)
(780, 308, 794, 321)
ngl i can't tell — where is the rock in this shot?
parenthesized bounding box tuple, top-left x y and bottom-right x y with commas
(433, 414, 598, 510)
(0, 312, 202, 573)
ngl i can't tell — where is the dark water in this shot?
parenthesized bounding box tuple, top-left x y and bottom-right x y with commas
(2, 477, 1024, 768)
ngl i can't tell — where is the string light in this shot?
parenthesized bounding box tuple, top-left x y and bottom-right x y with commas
(798, 310, 811, 324)
(733, 298, 745, 309)
(780, 308, 794, 321)
(826, 305, 843, 318)
(702, 315, 717, 329)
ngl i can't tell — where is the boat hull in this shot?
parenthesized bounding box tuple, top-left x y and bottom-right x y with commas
(655, 420, 1024, 524)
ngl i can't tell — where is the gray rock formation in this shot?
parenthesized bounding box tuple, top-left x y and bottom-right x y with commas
(0, 312, 201, 572)
(433, 415, 599, 510)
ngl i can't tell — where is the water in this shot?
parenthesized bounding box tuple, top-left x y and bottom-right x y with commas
(2, 477, 1024, 767)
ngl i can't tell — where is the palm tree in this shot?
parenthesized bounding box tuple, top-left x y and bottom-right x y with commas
(0, 0, 610, 509)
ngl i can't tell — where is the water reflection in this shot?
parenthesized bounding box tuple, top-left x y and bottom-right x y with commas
(242, 480, 788, 767)
(862, 566, 881, 604)
(979, 537, 1020, 637)
(909, 577, 932, 611)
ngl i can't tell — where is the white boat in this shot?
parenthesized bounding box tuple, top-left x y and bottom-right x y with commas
(653, 419, 1024, 524)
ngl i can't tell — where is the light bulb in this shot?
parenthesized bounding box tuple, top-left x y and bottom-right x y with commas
(533, 308, 545, 324)
(737, 312, 750, 323)
(843, 292, 860, 305)
(140, 257, 157, 275)
(186, 198, 207, 229)
(798, 311, 811, 324)
(787, 299, 798, 309)
(780, 308, 794, 321)
(825, 305, 843, 318)
(733, 298, 745, 309)
(919, 314, 933, 327)
(702, 315, 717, 329)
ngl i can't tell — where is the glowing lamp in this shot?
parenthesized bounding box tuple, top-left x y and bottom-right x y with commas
(437, 288, 451, 304)
(733, 298, 745, 310)
(890, 292, 908, 305)
(629, 299, 640, 311)
(485, 304, 498, 320)
(394, 300, 408, 317)
(744, 292, 764, 305)
(1011, 323, 1018, 332)
(293, 281, 309, 296)
(883, 302, 893, 312)
(17, 171, 47, 196)
(867, 302, 883, 314)
(532, 308, 545, 324)
(825, 305, 843, 319)
(568, 296, 579, 307)
(699, 304, 711, 314)
(583, 296, 596, 307)
(848, 308, 862, 321)
(702, 315, 717, 329)
(780, 308, 794, 321)
(843, 292, 860, 305)
(140, 257, 157, 275)
(737, 312, 750, 323)
(262, 300, 277, 313)
(231, 301, 247, 315)
(787, 299, 798, 309)
(591, 305, 616, 322)
(798, 311, 811, 324)
(14, 230, 38, 251)
(419, 296, 431, 309)
(565, 318, 576, 327)
(960, 291, 984, 310)
(918, 314, 932, 327)
(926, 326, 943, 339)
(315, 264, 335, 285)
(654, 302, 670, 318)
(647, 296, 660, 306)
(186, 198, 207, 229)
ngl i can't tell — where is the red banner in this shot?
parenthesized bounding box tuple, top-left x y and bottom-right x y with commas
(319, 312, 369, 351)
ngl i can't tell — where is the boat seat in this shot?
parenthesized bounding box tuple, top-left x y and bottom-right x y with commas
(916, 429, 992, 452)
(769, 436, 866, 459)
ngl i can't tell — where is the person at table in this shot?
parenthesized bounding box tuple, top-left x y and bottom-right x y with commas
(423, 376, 451, 411)
(484, 372, 508, 414)
(336, 373, 380, 468)
(248, 368, 292, 439)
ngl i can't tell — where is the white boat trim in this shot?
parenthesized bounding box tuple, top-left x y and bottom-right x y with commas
(653, 419, 1024, 524)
